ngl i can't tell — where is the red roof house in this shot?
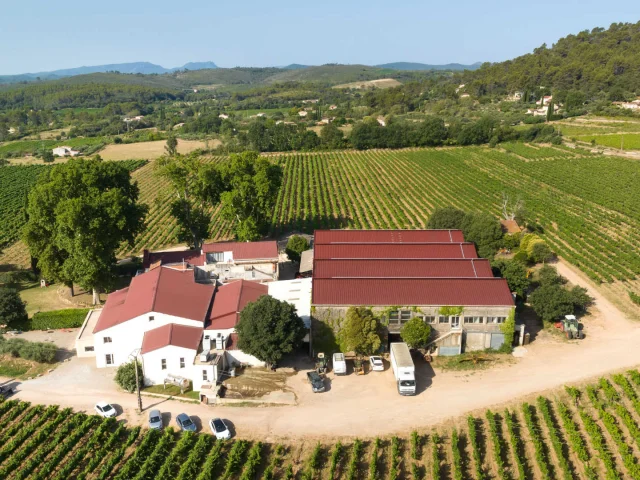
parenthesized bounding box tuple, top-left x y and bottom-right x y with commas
(206, 280, 268, 330)
(202, 241, 278, 261)
(141, 324, 203, 354)
(314, 229, 465, 244)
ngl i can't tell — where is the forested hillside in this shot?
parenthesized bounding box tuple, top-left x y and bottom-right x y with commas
(464, 21, 640, 97)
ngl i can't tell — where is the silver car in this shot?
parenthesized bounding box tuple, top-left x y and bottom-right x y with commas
(176, 413, 197, 432)
(209, 418, 231, 440)
(148, 409, 163, 430)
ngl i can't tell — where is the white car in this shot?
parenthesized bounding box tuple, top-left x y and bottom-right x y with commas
(209, 418, 231, 440)
(94, 402, 117, 418)
(369, 356, 384, 372)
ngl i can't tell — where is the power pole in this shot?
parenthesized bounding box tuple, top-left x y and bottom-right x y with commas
(130, 349, 143, 413)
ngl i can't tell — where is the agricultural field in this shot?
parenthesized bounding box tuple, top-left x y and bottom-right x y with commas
(333, 78, 403, 89)
(98, 139, 213, 161)
(0, 160, 147, 251)
(4, 371, 640, 478)
(0, 137, 106, 158)
(575, 133, 640, 150)
(3, 145, 640, 294)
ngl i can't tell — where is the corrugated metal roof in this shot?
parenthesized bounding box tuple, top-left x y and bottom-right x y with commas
(314, 243, 478, 260)
(206, 280, 268, 330)
(202, 241, 278, 260)
(299, 249, 314, 273)
(142, 249, 204, 269)
(94, 267, 214, 333)
(314, 229, 465, 244)
(312, 278, 514, 306)
(313, 258, 493, 279)
(141, 324, 203, 354)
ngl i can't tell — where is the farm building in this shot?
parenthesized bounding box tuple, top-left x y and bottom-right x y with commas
(52, 146, 80, 157)
(310, 230, 515, 355)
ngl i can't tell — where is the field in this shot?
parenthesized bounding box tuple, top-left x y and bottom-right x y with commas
(3, 145, 640, 293)
(0, 160, 147, 251)
(555, 116, 640, 150)
(575, 133, 640, 150)
(333, 78, 403, 89)
(4, 371, 640, 478)
(97, 139, 212, 160)
(0, 137, 105, 157)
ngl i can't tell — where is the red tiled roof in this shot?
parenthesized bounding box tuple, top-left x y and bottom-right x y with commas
(142, 249, 204, 269)
(314, 229, 465, 244)
(313, 259, 493, 279)
(312, 278, 514, 306)
(314, 243, 478, 260)
(201, 241, 278, 260)
(141, 324, 203, 354)
(94, 267, 214, 333)
(206, 280, 268, 330)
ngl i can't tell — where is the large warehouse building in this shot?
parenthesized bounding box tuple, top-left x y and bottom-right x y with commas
(310, 229, 515, 355)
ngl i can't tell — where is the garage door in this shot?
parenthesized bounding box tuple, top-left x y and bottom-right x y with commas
(465, 332, 485, 352)
(439, 345, 461, 356)
(490, 333, 505, 350)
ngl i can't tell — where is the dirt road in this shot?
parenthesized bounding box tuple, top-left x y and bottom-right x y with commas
(5, 260, 640, 440)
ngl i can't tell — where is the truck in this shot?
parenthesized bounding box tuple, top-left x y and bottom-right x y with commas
(332, 353, 347, 375)
(390, 343, 416, 396)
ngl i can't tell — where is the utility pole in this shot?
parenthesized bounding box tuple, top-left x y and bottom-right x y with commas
(130, 349, 142, 413)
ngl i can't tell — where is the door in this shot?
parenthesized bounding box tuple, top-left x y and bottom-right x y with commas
(451, 316, 460, 328)
(465, 332, 485, 352)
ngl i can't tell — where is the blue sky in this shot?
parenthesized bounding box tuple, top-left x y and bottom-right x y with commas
(2, 1, 639, 74)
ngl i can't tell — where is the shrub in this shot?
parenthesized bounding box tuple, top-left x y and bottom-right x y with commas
(285, 235, 309, 263)
(30, 309, 90, 330)
(629, 291, 640, 306)
(114, 360, 143, 393)
(0, 288, 28, 328)
(0, 337, 57, 363)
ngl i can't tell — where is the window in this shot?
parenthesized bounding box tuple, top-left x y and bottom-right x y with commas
(161, 359, 167, 370)
(451, 316, 460, 328)
(464, 316, 484, 324)
(206, 252, 224, 263)
(105, 354, 114, 365)
(488, 316, 506, 324)
(149, 315, 154, 321)
(180, 358, 185, 369)
(388, 311, 400, 325)
(438, 316, 449, 324)
(202, 370, 208, 381)
(400, 311, 412, 324)
(84, 346, 94, 352)
(103, 337, 112, 344)
(423, 316, 436, 324)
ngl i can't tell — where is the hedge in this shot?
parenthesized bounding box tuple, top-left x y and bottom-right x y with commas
(0, 337, 57, 363)
(30, 309, 90, 331)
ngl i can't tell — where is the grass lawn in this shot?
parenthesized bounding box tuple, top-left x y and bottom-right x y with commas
(576, 133, 640, 150)
(142, 384, 200, 401)
(0, 354, 55, 379)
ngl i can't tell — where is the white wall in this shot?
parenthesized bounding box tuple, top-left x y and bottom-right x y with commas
(94, 312, 202, 369)
(226, 350, 265, 367)
(141, 345, 196, 386)
(202, 328, 234, 351)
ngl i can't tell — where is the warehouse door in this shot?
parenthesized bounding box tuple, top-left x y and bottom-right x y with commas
(465, 332, 485, 352)
(490, 333, 505, 350)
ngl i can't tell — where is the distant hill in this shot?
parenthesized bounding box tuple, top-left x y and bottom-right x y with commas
(263, 64, 440, 85)
(463, 21, 640, 95)
(0, 61, 218, 84)
(376, 62, 482, 71)
(280, 64, 310, 70)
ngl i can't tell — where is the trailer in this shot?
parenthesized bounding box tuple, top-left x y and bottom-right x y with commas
(390, 343, 416, 396)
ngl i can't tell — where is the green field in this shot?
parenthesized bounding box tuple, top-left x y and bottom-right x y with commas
(0, 137, 106, 157)
(576, 133, 640, 150)
(3, 371, 640, 478)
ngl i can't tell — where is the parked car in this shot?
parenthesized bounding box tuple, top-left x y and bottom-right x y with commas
(332, 353, 347, 375)
(209, 418, 231, 440)
(94, 402, 117, 418)
(148, 409, 163, 430)
(0, 385, 15, 399)
(176, 413, 197, 432)
(369, 356, 384, 372)
(306, 371, 325, 393)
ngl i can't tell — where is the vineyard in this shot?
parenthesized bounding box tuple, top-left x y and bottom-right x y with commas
(4, 371, 640, 478)
(3, 146, 640, 290)
(0, 160, 147, 250)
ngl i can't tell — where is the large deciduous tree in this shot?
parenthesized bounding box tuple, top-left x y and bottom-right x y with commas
(23, 158, 147, 304)
(338, 307, 382, 356)
(236, 295, 306, 366)
(400, 317, 432, 349)
(155, 153, 224, 250)
(219, 151, 283, 241)
(492, 259, 530, 299)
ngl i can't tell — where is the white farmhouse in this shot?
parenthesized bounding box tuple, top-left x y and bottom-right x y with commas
(219, 114, 230, 119)
(298, 111, 308, 117)
(52, 146, 80, 157)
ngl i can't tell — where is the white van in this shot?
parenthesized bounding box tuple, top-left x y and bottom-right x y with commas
(332, 353, 347, 375)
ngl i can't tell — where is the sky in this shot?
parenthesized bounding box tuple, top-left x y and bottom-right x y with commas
(1, 1, 639, 74)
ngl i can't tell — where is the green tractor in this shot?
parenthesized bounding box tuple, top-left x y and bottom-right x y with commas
(561, 315, 583, 339)
(315, 352, 328, 374)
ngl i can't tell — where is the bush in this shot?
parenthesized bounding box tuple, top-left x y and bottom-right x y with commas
(0, 288, 28, 328)
(529, 242, 554, 263)
(285, 235, 310, 263)
(30, 309, 90, 330)
(115, 361, 143, 393)
(630, 291, 640, 306)
(0, 337, 57, 363)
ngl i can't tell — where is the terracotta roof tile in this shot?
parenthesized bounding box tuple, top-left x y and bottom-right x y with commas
(142, 249, 204, 269)
(206, 280, 268, 330)
(201, 241, 278, 260)
(313, 258, 493, 278)
(141, 324, 203, 354)
(93, 267, 214, 333)
(314, 229, 465, 244)
(314, 243, 478, 260)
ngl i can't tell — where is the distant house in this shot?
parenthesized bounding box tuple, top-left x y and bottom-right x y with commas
(506, 91, 523, 102)
(320, 118, 330, 124)
(377, 116, 386, 126)
(538, 96, 553, 106)
(302, 99, 319, 104)
(455, 84, 465, 93)
(614, 100, 640, 110)
(173, 123, 185, 130)
(459, 93, 471, 99)
(123, 115, 145, 123)
(218, 114, 229, 119)
(298, 111, 308, 117)
(193, 89, 199, 93)
(256, 113, 266, 117)
(52, 146, 80, 157)
(329, 105, 338, 110)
